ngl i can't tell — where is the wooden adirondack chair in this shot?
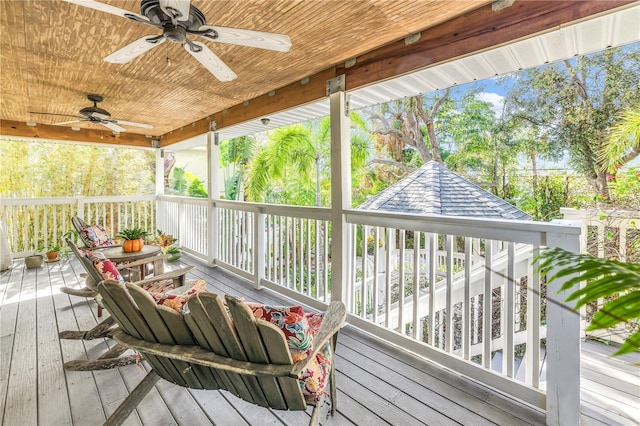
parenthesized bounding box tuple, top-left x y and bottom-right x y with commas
(98, 280, 347, 426)
(59, 238, 196, 371)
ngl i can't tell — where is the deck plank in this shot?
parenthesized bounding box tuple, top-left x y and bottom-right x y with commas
(4, 265, 39, 426)
(37, 262, 73, 426)
(55, 258, 107, 425)
(0, 262, 19, 426)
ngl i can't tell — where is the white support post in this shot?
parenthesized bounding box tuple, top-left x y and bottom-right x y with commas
(545, 221, 582, 426)
(154, 149, 165, 231)
(329, 86, 351, 304)
(253, 209, 265, 289)
(208, 132, 220, 266)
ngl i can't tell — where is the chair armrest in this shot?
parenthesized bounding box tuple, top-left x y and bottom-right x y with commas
(132, 266, 194, 288)
(291, 301, 346, 375)
(115, 254, 170, 270)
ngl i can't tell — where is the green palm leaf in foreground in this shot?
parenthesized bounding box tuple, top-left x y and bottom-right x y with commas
(537, 247, 640, 356)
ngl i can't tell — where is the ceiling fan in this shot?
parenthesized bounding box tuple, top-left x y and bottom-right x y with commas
(63, 0, 292, 81)
(29, 94, 153, 133)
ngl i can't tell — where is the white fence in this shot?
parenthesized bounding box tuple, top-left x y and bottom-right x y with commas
(1, 195, 156, 257)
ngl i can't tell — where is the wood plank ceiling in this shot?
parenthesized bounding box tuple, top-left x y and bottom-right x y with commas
(0, 1, 633, 148)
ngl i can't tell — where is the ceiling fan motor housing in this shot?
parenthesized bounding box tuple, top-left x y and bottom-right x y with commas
(140, 0, 206, 31)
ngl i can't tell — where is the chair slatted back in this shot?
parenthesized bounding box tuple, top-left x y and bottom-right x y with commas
(66, 238, 104, 287)
(98, 281, 307, 411)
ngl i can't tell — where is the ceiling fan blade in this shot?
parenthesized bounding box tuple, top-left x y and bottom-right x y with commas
(199, 25, 291, 52)
(104, 36, 166, 64)
(184, 41, 237, 82)
(62, 0, 154, 27)
(55, 120, 86, 126)
(28, 111, 83, 119)
(159, 0, 191, 21)
(113, 120, 154, 129)
(101, 121, 127, 133)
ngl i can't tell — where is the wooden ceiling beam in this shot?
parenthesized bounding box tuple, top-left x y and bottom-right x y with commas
(159, 0, 632, 148)
(0, 120, 153, 148)
(340, 0, 635, 90)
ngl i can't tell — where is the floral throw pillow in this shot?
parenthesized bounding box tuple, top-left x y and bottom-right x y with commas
(85, 250, 125, 284)
(80, 224, 115, 248)
(245, 303, 331, 400)
(247, 303, 313, 362)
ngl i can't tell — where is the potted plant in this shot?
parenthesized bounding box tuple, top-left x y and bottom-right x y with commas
(116, 228, 148, 253)
(45, 242, 63, 261)
(165, 246, 182, 262)
(25, 245, 45, 269)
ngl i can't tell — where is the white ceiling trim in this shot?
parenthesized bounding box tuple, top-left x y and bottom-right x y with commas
(168, 3, 640, 151)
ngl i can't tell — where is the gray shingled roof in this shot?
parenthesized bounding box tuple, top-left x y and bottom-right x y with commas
(357, 161, 531, 220)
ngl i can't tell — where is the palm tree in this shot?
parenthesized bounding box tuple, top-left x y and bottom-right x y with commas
(245, 113, 370, 206)
(600, 105, 640, 172)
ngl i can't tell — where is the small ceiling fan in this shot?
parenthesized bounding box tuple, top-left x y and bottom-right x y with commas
(29, 94, 153, 133)
(63, 0, 292, 81)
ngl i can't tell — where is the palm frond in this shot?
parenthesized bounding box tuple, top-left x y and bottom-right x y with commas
(537, 246, 640, 356)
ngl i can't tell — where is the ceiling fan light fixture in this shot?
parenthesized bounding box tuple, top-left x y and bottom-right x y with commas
(26, 121, 37, 127)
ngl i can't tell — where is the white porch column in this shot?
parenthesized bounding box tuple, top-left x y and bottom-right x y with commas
(155, 148, 164, 231)
(329, 77, 351, 304)
(207, 131, 220, 266)
(545, 220, 582, 426)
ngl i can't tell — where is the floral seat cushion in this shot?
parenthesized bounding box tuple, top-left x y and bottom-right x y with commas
(80, 224, 116, 249)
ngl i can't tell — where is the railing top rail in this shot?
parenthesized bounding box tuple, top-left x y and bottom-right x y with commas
(0, 195, 156, 206)
(560, 207, 640, 219)
(345, 209, 581, 245)
(158, 195, 209, 206)
(213, 199, 332, 220)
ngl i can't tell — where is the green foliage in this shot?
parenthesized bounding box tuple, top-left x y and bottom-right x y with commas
(188, 178, 208, 198)
(0, 140, 155, 197)
(116, 228, 148, 240)
(515, 174, 569, 221)
(600, 106, 640, 172)
(503, 47, 640, 198)
(537, 247, 640, 356)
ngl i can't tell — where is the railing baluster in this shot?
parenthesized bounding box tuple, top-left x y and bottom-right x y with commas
(428, 233, 436, 346)
(384, 228, 393, 329)
(306, 218, 311, 297)
(412, 231, 420, 339)
(463, 237, 471, 360)
(323, 220, 329, 302)
(445, 234, 453, 353)
(526, 245, 541, 388)
(361, 225, 368, 318)
(398, 229, 406, 334)
(504, 242, 515, 377)
(373, 226, 380, 324)
(483, 240, 494, 368)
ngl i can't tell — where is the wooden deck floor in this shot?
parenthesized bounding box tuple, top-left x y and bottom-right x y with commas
(1, 254, 637, 426)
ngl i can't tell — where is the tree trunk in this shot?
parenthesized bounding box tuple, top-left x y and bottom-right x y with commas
(531, 153, 539, 218)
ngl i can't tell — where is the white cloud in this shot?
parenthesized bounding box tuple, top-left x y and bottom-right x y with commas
(475, 92, 505, 116)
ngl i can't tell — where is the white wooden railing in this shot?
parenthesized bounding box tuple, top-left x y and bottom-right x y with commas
(1, 196, 156, 257)
(3, 195, 582, 424)
(344, 210, 581, 414)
